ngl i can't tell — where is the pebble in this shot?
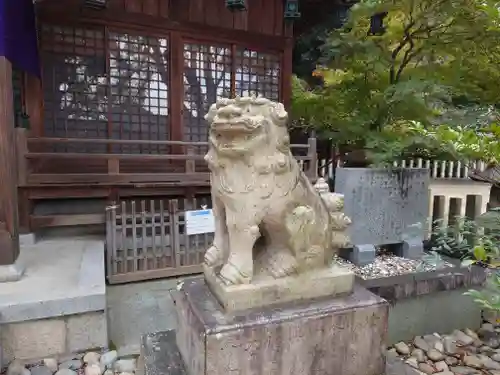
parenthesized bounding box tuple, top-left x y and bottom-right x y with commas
(42, 359, 58, 373)
(423, 334, 441, 347)
(479, 345, 492, 352)
(467, 346, 478, 354)
(7, 361, 30, 375)
(453, 330, 475, 346)
(5, 350, 138, 375)
(427, 348, 444, 361)
(418, 362, 435, 374)
(443, 337, 457, 355)
(30, 366, 52, 375)
(478, 323, 495, 339)
(434, 341, 444, 353)
(435, 361, 448, 372)
(391, 327, 500, 375)
(83, 352, 101, 366)
(465, 328, 479, 341)
(84, 365, 101, 375)
(481, 356, 500, 370)
(472, 339, 483, 348)
(445, 356, 458, 366)
(463, 355, 483, 369)
(414, 336, 431, 352)
(406, 357, 419, 369)
(486, 338, 500, 348)
(114, 359, 137, 373)
(54, 370, 77, 375)
(412, 348, 426, 362)
(449, 366, 481, 375)
(100, 351, 118, 368)
(58, 360, 82, 371)
(394, 341, 410, 355)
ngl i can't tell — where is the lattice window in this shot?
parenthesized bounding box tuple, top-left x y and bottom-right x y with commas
(108, 31, 170, 154)
(182, 43, 232, 142)
(235, 48, 280, 101)
(40, 24, 171, 154)
(40, 24, 107, 152)
(182, 43, 281, 142)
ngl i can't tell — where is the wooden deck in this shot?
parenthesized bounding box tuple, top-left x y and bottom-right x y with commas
(15, 129, 317, 231)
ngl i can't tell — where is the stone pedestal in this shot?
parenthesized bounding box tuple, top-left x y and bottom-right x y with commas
(203, 264, 355, 312)
(173, 278, 389, 375)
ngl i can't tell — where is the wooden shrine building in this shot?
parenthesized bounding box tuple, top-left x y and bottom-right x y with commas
(0, 0, 341, 277)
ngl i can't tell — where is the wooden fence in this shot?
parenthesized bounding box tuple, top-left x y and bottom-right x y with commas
(106, 196, 213, 284)
(318, 157, 488, 180)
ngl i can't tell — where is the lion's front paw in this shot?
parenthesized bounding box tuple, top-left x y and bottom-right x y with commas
(266, 250, 298, 278)
(204, 245, 223, 267)
(219, 261, 252, 285)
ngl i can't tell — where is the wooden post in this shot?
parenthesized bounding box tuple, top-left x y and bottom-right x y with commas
(0, 57, 20, 266)
(281, 22, 294, 109)
(306, 137, 317, 181)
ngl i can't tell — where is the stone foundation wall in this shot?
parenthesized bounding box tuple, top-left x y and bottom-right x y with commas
(359, 264, 487, 344)
(1, 311, 107, 363)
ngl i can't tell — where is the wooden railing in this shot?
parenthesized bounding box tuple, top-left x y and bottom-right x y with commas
(15, 129, 318, 187)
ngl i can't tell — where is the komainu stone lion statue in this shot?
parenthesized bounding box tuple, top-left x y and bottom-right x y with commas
(203, 96, 351, 286)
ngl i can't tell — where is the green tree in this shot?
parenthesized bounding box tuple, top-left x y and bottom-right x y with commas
(291, 0, 500, 166)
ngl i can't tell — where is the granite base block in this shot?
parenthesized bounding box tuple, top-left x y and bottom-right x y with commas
(141, 331, 418, 375)
(172, 278, 389, 375)
(203, 263, 355, 312)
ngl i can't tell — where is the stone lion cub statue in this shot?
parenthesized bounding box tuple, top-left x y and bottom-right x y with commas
(203, 96, 351, 286)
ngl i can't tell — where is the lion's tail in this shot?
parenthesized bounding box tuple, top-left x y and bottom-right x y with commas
(313, 179, 352, 249)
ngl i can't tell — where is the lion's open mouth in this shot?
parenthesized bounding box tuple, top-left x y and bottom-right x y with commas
(211, 116, 261, 134)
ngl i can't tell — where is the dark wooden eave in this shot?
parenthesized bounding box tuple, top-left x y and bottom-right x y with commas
(470, 165, 500, 187)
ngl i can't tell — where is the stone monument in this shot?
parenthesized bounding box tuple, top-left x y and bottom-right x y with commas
(154, 97, 388, 375)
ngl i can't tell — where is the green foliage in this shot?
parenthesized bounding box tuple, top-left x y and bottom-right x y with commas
(465, 273, 500, 313)
(427, 217, 478, 260)
(291, 0, 500, 165)
(417, 250, 446, 272)
(464, 228, 500, 313)
(430, 209, 500, 314)
(409, 121, 500, 165)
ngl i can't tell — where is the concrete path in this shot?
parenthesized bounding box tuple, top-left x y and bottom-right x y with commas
(107, 277, 192, 355)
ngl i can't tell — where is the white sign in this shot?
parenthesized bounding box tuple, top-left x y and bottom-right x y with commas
(185, 209, 215, 235)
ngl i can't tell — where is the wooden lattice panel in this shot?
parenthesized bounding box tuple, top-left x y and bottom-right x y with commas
(106, 196, 213, 284)
(40, 24, 107, 153)
(182, 42, 232, 142)
(39, 22, 283, 154)
(235, 48, 280, 101)
(108, 31, 170, 154)
(182, 42, 281, 142)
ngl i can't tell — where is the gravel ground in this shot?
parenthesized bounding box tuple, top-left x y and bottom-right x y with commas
(334, 251, 454, 280)
(389, 324, 500, 374)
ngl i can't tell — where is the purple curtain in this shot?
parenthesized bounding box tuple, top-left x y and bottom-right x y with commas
(0, 0, 40, 77)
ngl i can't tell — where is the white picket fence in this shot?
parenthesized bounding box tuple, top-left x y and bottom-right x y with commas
(391, 159, 488, 180)
(315, 158, 488, 180)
